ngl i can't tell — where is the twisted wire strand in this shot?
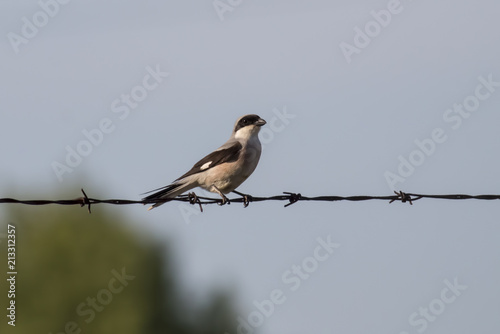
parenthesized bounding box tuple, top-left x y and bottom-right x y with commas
(1, 189, 499, 213)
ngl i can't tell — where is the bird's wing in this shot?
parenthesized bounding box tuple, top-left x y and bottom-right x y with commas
(175, 140, 243, 181)
(141, 140, 242, 200)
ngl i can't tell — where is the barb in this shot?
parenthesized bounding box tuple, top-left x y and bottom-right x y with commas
(80, 188, 92, 213)
(0, 189, 499, 213)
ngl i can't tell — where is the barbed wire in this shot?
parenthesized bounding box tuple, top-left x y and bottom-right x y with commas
(0, 189, 499, 213)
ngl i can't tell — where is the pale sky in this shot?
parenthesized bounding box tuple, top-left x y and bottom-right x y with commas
(1, 1, 500, 333)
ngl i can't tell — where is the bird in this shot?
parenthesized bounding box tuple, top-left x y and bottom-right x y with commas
(142, 114, 267, 210)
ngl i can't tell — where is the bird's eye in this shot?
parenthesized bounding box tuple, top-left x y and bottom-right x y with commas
(242, 119, 248, 124)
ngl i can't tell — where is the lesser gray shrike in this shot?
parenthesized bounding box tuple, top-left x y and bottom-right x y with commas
(143, 114, 267, 210)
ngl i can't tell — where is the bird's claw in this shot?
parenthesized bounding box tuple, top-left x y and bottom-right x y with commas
(218, 194, 230, 206)
(242, 194, 253, 208)
(232, 190, 253, 208)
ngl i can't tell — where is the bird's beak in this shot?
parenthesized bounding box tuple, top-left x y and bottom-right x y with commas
(256, 118, 266, 127)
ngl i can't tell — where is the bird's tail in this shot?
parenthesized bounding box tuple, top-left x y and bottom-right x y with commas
(142, 180, 196, 210)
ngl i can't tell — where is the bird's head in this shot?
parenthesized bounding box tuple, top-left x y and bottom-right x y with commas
(233, 114, 266, 140)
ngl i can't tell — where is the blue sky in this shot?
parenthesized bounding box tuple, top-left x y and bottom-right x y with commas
(1, 0, 500, 333)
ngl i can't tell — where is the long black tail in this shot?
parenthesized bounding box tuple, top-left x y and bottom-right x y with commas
(142, 183, 181, 201)
(142, 180, 196, 209)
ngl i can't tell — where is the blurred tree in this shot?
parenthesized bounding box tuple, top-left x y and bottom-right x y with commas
(0, 199, 239, 334)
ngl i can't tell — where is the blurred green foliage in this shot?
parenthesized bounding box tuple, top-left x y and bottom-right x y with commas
(0, 202, 238, 334)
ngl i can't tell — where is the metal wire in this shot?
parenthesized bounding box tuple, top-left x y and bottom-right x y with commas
(0, 189, 499, 213)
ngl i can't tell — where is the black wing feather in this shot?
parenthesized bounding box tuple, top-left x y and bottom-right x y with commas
(141, 141, 242, 201)
(176, 141, 242, 181)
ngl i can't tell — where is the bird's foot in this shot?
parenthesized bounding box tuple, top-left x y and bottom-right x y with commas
(232, 190, 253, 208)
(211, 185, 231, 206)
(218, 193, 230, 206)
